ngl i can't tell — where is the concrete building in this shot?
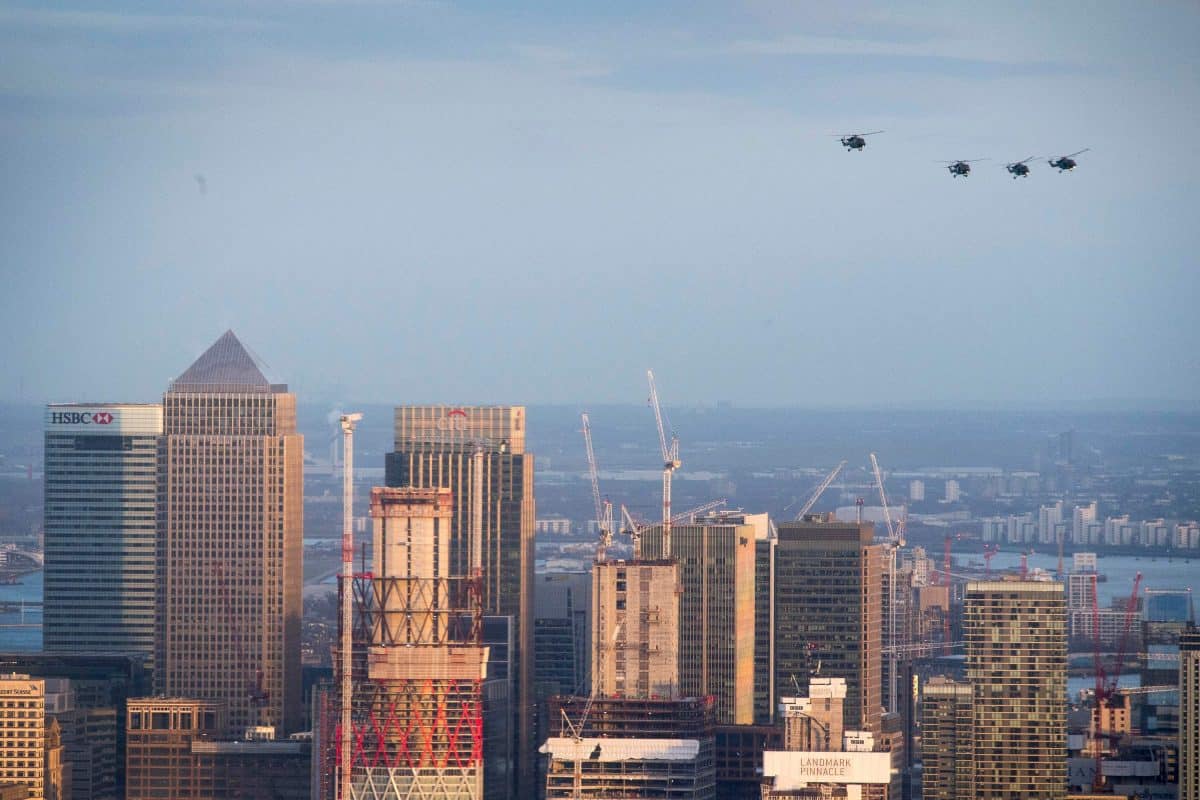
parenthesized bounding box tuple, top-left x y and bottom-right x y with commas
(384, 406, 535, 796)
(0, 675, 47, 799)
(157, 331, 303, 735)
(920, 678, 972, 800)
(590, 559, 679, 699)
(773, 517, 884, 734)
(1182, 625, 1200, 800)
(943, 480, 960, 503)
(1073, 503, 1098, 546)
(640, 511, 758, 724)
(43, 403, 161, 665)
(965, 580, 1067, 799)
(331, 487, 488, 800)
(908, 480, 924, 503)
(543, 696, 716, 800)
(754, 523, 776, 724)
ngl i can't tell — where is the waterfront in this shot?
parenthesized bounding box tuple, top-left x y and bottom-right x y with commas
(0, 568, 42, 651)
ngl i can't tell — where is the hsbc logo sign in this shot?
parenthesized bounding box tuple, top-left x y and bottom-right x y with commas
(51, 411, 114, 425)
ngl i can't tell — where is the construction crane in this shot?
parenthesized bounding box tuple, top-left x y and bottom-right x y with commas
(869, 453, 901, 545)
(580, 413, 614, 563)
(982, 544, 999, 578)
(338, 412, 362, 800)
(620, 499, 728, 556)
(870, 452, 905, 716)
(794, 461, 847, 520)
(647, 370, 681, 558)
(1090, 572, 1143, 791)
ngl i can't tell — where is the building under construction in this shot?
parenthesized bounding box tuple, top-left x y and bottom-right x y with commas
(322, 487, 489, 800)
(542, 695, 716, 799)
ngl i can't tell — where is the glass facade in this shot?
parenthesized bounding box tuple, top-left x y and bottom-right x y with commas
(773, 519, 883, 734)
(43, 404, 162, 666)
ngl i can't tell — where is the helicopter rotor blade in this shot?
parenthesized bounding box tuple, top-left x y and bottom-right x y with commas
(1066, 148, 1090, 158)
(860, 130, 884, 136)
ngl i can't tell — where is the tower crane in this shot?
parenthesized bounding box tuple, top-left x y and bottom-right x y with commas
(647, 370, 680, 558)
(795, 460, 847, 520)
(870, 452, 905, 717)
(620, 499, 727, 557)
(1091, 572, 1142, 791)
(580, 413, 614, 563)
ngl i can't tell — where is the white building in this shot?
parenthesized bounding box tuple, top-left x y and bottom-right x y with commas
(909, 480, 925, 502)
(944, 480, 961, 503)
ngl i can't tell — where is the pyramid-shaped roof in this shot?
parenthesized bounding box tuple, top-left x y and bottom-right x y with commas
(170, 330, 277, 392)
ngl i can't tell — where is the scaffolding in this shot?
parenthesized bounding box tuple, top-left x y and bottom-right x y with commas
(326, 567, 487, 798)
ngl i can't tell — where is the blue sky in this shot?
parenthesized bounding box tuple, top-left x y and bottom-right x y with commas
(1, 1, 1197, 409)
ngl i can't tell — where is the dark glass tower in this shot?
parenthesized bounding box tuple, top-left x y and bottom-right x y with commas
(384, 406, 535, 797)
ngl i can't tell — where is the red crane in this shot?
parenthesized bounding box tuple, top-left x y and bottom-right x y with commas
(1090, 571, 1142, 790)
(982, 544, 999, 578)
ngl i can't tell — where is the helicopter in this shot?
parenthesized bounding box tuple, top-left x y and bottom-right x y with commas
(836, 131, 883, 151)
(1048, 149, 1089, 172)
(940, 159, 986, 178)
(1004, 157, 1036, 178)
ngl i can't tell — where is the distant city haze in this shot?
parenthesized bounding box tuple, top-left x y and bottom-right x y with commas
(1, 2, 1198, 409)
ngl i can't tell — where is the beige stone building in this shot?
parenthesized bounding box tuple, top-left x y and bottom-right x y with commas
(156, 331, 304, 735)
(591, 559, 680, 699)
(965, 580, 1066, 799)
(0, 675, 47, 799)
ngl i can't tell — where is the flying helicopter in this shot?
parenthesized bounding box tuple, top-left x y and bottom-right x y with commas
(836, 131, 883, 151)
(1004, 157, 1036, 178)
(940, 159, 986, 178)
(1048, 149, 1089, 172)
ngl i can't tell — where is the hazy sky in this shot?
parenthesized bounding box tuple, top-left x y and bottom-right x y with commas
(2, 1, 1198, 409)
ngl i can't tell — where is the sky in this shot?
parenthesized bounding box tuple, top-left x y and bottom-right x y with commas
(1, 1, 1198, 410)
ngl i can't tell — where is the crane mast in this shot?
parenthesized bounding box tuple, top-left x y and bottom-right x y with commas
(338, 412, 362, 800)
(581, 413, 613, 562)
(795, 460, 847, 520)
(647, 370, 680, 558)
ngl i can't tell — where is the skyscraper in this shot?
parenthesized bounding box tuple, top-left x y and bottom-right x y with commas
(920, 678, 972, 800)
(773, 516, 884, 733)
(43, 404, 161, 664)
(1181, 624, 1200, 800)
(640, 511, 758, 724)
(336, 487, 487, 800)
(157, 331, 303, 735)
(384, 406, 535, 795)
(964, 580, 1066, 799)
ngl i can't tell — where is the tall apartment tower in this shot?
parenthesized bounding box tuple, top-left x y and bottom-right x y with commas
(920, 678, 973, 800)
(640, 511, 758, 724)
(1181, 625, 1200, 800)
(964, 580, 1066, 800)
(773, 516, 885, 733)
(384, 406, 535, 795)
(157, 331, 303, 735)
(43, 404, 161, 665)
